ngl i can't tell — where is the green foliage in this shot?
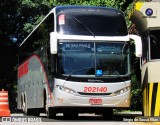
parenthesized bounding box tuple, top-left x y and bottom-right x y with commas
(21, 0, 38, 8)
(0, 0, 18, 92)
(17, 0, 52, 39)
(124, 3, 134, 28)
(23, 15, 45, 33)
(131, 74, 142, 111)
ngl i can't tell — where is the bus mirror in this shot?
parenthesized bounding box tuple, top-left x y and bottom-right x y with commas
(50, 32, 57, 54)
(129, 35, 142, 57)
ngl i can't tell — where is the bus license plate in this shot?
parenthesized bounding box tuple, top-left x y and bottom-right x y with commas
(89, 99, 102, 105)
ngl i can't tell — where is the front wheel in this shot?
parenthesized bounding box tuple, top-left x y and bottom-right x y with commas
(102, 109, 113, 120)
(23, 95, 32, 115)
(32, 110, 40, 116)
(63, 112, 78, 119)
(47, 107, 56, 119)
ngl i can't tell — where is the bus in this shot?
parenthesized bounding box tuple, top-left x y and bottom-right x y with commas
(130, 2, 160, 116)
(17, 6, 142, 119)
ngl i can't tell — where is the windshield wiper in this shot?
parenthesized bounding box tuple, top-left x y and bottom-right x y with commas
(65, 67, 94, 81)
(111, 71, 124, 80)
(74, 17, 95, 37)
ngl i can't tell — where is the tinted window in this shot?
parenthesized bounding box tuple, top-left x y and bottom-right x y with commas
(57, 13, 128, 36)
(57, 40, 130, 77)
(149, 30, 160, 60)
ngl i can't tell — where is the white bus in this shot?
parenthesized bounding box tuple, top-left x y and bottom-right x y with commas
(17, 6, 142, 119)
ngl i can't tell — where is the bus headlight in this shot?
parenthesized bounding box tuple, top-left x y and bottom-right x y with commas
(114, 87, 130, 96)
(56, 85, 77, 95)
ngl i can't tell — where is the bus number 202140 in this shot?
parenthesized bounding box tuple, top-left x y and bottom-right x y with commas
(84, 87, 107, 93)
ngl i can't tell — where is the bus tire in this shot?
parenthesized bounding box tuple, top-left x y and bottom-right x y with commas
(43, 89, 47, 113)
(47, 107, 56, 119)
(63, 112, 78, 119)
(102, 109, 113, 120)
(23, 94, 32, 116)
(32, 109, 40, 116)
(21, 94, 25, 113)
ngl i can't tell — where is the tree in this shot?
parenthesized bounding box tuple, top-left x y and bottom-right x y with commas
(0, 0, 19, 112)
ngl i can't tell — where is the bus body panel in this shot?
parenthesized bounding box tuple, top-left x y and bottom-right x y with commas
(53, 79, 131, 107)
(17, 55, 50, 109)
(17, 6, 133, 116)
(54, 89, 130, 108)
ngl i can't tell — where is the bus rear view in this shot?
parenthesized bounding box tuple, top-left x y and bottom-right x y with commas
(17, 6, 142, 119)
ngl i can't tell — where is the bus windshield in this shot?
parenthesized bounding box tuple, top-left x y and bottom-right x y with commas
(56, 12, 128, 36)
(57, 40, 130, 77)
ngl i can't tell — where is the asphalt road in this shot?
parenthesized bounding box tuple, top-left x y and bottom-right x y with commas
(1, 112, 160, 125)
(0, 112, 150, 125)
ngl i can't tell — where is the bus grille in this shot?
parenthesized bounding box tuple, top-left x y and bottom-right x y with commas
(77, 92, 112, 96)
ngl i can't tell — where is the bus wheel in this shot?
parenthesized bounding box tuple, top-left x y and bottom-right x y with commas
(21, 95, 25, 113)
(102, 109, 113, 120)
(32, 110, 40, 116)
(63, 112, 78, 119)
(23, 95, 32, 115)
(47, 107, 56, 119)
(44, 90, 47, 114)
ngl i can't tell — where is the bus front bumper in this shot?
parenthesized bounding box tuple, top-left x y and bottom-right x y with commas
(53, 89, 131, 108)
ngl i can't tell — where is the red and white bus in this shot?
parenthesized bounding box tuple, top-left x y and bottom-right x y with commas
(17, 6, 142, 119)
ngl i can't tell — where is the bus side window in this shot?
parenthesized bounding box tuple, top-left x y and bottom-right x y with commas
(150, 35, 158, 59)
(142, 33, 149, 65)
(150, 30, 160, 60)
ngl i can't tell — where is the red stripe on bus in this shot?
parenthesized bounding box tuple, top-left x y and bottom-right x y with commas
(18, 54, 52, 102)
(18, 61, 29, 78)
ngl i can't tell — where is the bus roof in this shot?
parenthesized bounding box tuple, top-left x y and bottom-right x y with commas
(52, 5, 124, 17)
(20, 6, 126, 47)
